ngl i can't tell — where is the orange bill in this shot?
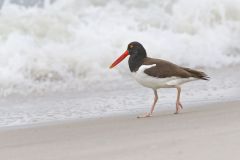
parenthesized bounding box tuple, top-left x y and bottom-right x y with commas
(109, 50, 129, 69)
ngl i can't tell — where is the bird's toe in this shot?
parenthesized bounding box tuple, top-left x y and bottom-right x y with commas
(137, 113, 152, 118)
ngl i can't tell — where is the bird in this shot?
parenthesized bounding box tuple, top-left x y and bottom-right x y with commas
(109, 41, 209, 118)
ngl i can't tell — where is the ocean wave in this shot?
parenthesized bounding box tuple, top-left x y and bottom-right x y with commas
(0, 0, 240, 95)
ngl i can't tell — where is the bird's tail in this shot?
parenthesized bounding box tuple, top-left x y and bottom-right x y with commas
(182, 67, 210, 80)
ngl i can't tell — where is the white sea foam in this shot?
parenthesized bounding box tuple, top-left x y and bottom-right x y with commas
(0, 0, 240, 95)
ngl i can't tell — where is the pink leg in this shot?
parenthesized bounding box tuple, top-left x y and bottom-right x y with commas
(175, 86, 183, 114)
(137, 89, 158, 118)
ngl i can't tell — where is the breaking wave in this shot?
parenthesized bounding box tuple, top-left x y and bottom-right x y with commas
(0, 0, 240, 95)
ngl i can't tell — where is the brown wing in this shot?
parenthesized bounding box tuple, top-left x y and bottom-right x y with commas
(143, 57, 209, 80)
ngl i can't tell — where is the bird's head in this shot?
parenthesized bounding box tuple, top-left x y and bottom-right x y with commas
(109, 41, 146, 69)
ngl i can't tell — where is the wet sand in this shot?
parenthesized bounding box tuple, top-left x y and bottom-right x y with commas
(0, 101, 240, 160)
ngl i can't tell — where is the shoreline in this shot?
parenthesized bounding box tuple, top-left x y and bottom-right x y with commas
(1, 65, 240, 127)
(1, 100, 240, 160)
(0, 98, 239, 130)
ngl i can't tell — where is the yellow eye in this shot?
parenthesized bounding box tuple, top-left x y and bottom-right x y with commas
(129, 45, 133, 48)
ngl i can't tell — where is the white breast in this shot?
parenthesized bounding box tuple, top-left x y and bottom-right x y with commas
(132, 65, 196, 89)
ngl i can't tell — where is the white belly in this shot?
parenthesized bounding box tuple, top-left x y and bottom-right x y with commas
(132, 65, 197, 89)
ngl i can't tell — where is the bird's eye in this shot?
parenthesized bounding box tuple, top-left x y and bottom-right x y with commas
(129, 45, 133, 48)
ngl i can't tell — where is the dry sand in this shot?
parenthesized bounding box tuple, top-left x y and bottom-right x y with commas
(0, 101, 240, 160)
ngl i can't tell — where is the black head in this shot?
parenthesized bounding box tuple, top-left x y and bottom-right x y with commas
(109, 41, 147, 72)
(127, 41, 147, 57)
(127, 42, 147, 72)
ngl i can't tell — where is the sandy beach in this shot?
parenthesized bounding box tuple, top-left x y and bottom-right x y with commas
(1, 0, 240, 160)
(0, 101, 240, 160)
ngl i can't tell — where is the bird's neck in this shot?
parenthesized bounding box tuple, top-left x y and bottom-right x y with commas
(128, 54, 145, 72)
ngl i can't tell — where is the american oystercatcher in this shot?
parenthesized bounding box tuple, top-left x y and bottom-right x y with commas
(110, 42, 209, 118)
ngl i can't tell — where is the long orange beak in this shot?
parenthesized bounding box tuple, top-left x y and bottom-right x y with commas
(109, 50, 129, 69)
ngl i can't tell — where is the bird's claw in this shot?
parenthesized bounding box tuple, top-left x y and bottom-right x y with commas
(137, 113, 152, 118)
(174, 101, 183, 114)
(174, 111, 179, 114)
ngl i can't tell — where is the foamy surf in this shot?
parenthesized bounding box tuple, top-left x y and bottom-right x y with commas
(0, 0, 240, 96)
(1, 0, 240, 127)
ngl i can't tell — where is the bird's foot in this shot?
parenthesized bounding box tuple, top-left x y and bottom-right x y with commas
(174, 101, 183, 114)
(174, 111, 179, 114)
(137, 113, 152, 118)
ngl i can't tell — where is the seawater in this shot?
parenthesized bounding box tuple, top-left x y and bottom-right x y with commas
(0, 0, 240, 96)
